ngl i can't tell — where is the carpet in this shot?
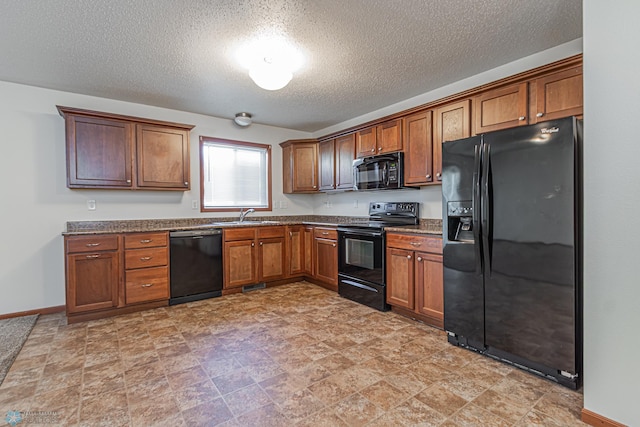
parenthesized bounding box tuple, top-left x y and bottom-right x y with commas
(0, 314, 38, 386)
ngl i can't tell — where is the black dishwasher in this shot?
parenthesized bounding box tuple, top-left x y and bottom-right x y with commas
(169, 229, 223, 305)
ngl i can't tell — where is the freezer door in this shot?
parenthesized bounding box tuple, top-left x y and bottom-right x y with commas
(442, 135, 485, 348)
(482, 117, 578, 374)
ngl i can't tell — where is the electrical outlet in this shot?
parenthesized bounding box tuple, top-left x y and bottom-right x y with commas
(353, 200, 358, 208)
(191, 200, 198, 209)
(87, 200, 96, 211)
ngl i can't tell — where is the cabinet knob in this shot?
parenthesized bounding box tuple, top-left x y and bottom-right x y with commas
(407, 255, 412, 259)
(417, 256, 423, 262)
(259, 242, 263, 246)
(371, 148, 375, 152)
(519, 116, 526, 121)
(436, 173, 442, 179)
(536, 112, 544, 118)
(378, 147, 382, 151)
(251, 242, 255, 247)
(332, 243, 336, 247)
(184, 181, 189, 186)
(141, 283, 153, 288)
(426, 174, 431, 179)
(126, 179, 132, 183)
(313, 185, 317, 189)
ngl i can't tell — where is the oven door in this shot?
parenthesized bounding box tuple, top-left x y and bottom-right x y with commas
(338, 228, 385, 285)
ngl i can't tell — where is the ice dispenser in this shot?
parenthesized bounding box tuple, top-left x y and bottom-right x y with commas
(447, 201, 474, 242)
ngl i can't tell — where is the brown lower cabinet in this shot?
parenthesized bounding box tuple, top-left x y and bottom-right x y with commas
(64, 231, 169, 323)
(313, 227, 338, 290)
(386, 233, 443, 328)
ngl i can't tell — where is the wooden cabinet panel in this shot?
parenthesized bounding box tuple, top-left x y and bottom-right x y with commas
(124, 232, 168, 249)
(416, 252, 444, 327)
(258, 237, 285, 281)
(335, 134, 356, 190)
(386, 247, 415, 309)
(314, 227, 338, 240)
(67, 235, 119, 253)
(224, 239, 256, 288)
(281, 141, 319, 193)
(66, 251, 119, 314)
(434, 99, 471, 183)
(136, 125, 190, 189)
(65, 115, 133, 188)
(386, 233, 442, 254)
(287, 226, 305, 276)
(377, 119, 403, 154)
(474, 83, 528, 133)
(356, 127, 377, 157)
(404, 111, 433, 185)
(124, 246, 168, 269)
(125, 266, 169, 304)
(531, 66, 583, 123)
(318, 139, 335, 191)
(303, 226, 314, 276)
(314, 237, 338, 288)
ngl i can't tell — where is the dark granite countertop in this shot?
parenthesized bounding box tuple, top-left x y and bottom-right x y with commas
(63, 215, 442, 236)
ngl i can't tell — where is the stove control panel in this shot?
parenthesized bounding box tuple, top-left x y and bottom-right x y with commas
(369, 202, 419, 216)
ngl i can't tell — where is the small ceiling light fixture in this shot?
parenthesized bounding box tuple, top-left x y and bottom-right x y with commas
(234, 112, 253, 127)
(236, 36, 303, 91)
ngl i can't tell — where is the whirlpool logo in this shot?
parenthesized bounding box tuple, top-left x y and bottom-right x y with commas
(5, 411, 22, 426)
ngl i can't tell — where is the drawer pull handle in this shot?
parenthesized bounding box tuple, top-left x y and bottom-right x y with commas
(410, 242, 422, 246)
(140, 239, 153, 243)
(141, 283, 153, 288)
(322, 232, 329, 235)
(85, 243, 101, 247)
(140, 256, 152, 261)
(85, 254, 100, 259)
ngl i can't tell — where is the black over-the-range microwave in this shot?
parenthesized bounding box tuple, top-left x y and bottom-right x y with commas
(353, 151, 411, 190)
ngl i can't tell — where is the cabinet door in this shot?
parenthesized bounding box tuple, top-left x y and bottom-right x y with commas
(415, 252, 444, 328)
(223, 239, 256, 288)
(355, 127, 377, 157)
(258, 237, 286, 281)
(314, 237, 338, 288)
(287, 226, 305, 277)
(377, 119, 403, 154)
(292, 143, 319, 192)
(66, 252, 119, 313)
(404, 111, 433, 185)
(125, 266, 169, 304)
(318, 139, 336, 191)
(531, 66, 583, 123)
(434, 99, 471, 183)
(136, 124, 190, 190)
(66, 115, 133, 188)
(385, 247, 415, 309)
(335, 134, 356, 190)
(303, 226, 314, 276)
(474, 82, 528, 134)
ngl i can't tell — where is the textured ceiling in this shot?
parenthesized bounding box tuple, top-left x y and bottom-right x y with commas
(0, 0, 582, 132)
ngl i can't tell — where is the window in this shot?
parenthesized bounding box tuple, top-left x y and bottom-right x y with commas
(200, 137, 272, 212)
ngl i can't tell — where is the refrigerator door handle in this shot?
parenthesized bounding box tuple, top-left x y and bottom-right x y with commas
(473, 143, 482, 274)
(481, 142, 492, 273)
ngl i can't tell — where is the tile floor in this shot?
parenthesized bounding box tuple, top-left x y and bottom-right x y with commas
(0, 282, 586, 426)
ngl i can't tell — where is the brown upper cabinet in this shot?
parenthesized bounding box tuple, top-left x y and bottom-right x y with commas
(530, 66, 583, 123)
(356, 119, 402, 157)
(474, 82, 529, 134)
(403, 111, 434, 186)
(58, 106, 193, 190)
(281, 139, 319, 193)
(319, 134, 356, 191)
(433, 100, 472, 183)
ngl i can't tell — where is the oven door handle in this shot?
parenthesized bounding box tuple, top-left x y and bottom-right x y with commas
(338, 229, 383, 237)
(340, 279, 380, 293)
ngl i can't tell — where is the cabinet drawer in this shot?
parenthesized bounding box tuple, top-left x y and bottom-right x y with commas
(66, 235, 119, 253)
(125, 266, 169, 304)
(314, 228, 337, 239)
(386, 233, 442, 254)
(224, 227, 256, 241)
(125, 247, 168, 269)
(124, 232, 168, 249)
(257, 226, 285, 239)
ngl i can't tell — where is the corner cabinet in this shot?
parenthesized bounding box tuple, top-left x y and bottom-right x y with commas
(57, 106, 193, 190)
(319, 134, 356, 191)
(386, 233, 443, 329)
(280, 139, 319, 193)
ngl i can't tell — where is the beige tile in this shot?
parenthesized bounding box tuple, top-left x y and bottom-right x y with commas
(449, 403, 512, 427)
(172, 379, 220, 411)
(333, 393, 385, 426)
(295, 409, 348, 427)
(372, 395, 447, 427)
(414, 383, 468, 416)
(126, 375, 171, 405)
(492, 376, 547, 405)
(78, 388, 129, 426)
(359, 380, 408, 411)
(181, 397, 234, 426)
(223, 383, 273, 417)
(129, 392, 182, 426)
(277, 388, 326, 423)
(472, 389, 531, 423)
(211, 368, 255, 395)
(234, 402, 289, 427)
(383, 370, 430, 396)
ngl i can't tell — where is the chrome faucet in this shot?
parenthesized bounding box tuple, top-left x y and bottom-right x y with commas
(238, 208, 255, 222)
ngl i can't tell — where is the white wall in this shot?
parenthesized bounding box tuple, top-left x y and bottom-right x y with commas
(583, 1, 640, 425)
(0, 81, 311, 315)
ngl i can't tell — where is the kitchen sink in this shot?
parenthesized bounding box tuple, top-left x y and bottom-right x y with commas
(211, 220, 280, 226)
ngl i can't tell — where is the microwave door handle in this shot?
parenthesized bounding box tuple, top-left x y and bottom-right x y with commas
(381, 163, 388, 187)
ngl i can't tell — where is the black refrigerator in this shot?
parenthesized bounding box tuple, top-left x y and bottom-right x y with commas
(442, 116, 582, 389)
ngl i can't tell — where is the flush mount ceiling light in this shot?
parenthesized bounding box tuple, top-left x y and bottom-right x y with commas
(234, 112, 252, 127)
(236, 36, 303, 91)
